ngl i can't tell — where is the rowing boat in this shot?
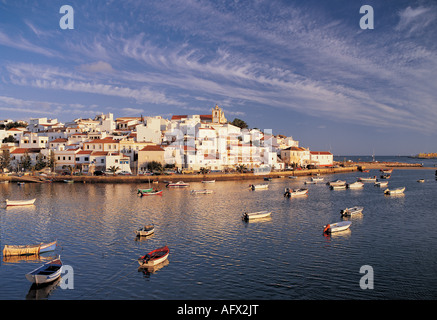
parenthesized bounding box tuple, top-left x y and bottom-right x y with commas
(138, 246, 169, 267)
(135, 224, 155, 237)
(347, 182, 364, 189)
(25, 256, 62, 285)
(190, 189, 213, 194)
(323, 221, 352, 234)
(284, 188, 308, 197)
(340, 206, 364, 216)
(242, 211, 272, 220)
(4, 198, 36, 207)
(3, 240, 57, 257)
(384, 187, 405, 195)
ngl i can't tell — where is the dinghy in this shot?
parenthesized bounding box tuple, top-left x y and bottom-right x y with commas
(347, 182, 364, 189)
(135, 224, 155, 237)
(323, 221, 352, 234)
(138, 246, 169, 267)
(25, 256, 63, 285)
(190, 189, 213, 194)
(340, 206, 364, 216)
(374, 181, 388, 187)
(242, 211, 272, 220)
(166, 181, 189, 188)
(384, 187, 405, 195)
(249, 184, 269, 190)
(3, 240, 57, 257)
(284, 188, 308, 197)
(4, 198, 36, 207)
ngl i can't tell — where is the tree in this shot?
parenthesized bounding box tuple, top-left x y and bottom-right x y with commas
(0, 150, 11, 172)
(231, 118, 248, 129)
(2, 135, 17, 143)
(236, 164, 247, 173)
(146, 161, 163, 172)
(19, 151, 32, 171)
(34, 152, 47, 171)
(47, 151, 56, 172)
(108, 166, 120, 174)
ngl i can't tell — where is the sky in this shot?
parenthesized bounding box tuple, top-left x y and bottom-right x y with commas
(0, 0, 436, 156)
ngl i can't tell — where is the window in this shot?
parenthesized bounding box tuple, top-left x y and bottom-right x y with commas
(101, 159, 104, 163)
(84, 157, 89, 161)
(58, 156, 61, 160)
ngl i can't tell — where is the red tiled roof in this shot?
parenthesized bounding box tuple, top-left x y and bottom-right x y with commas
(140, 145, 165, 152)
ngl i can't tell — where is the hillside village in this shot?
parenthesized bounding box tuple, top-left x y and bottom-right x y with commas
(0, 105, 333, 175)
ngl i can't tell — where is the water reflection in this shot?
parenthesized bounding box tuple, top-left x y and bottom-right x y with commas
(26, 277, 61, 300)
(138, 259, 170, 278)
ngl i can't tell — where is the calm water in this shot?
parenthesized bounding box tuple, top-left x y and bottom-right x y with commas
(1, 168, 437, 300)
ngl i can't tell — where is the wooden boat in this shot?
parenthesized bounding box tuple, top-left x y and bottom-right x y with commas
(166, 181, 189, 188)
(4, 198, 36, 206)
(380, 169, 393, 174)
(347, 182, 364, 189)
(138, 246, 169, 267)
(380, 174, 391, 179)
(311, 176, 324, 182)
(288, 176, 297, 179)
(25, 256, 62, 285)
(135, 224, 155, 237)
(417, 179, 425, 183)
(201, 180, 215, 183)
(284, 188, 308, 197)
(384, 187, 405, 195)
(327, 180, 346, 186)
(63, 180, 74, 183)
(139, 189, 163, 196)
(323, 221, 352, 234)
(358, 176, 377, 182)
(190, 189, 213, 194)
(331, 184, 346, 190)
(137, 188, 154, 194)
(374, 181, 388, 187)
(340, 206, 364, 216)
(3, 240, 57, 257)
(249, 184, 269, 190)
(242, 211, 272, 220)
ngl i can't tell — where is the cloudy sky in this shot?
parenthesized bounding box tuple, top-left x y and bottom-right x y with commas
(0, 0, 436, 155)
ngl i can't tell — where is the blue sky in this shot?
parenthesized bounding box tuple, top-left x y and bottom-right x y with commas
(0, 0, 436, 155)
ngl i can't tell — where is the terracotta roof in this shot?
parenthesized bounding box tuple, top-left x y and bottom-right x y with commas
(171, 115, 188, 120)
(10, 148, 41, 154)
(310, 151, 332, 155)
(50, 138, 68, 143)
(140, 145, 165, 152)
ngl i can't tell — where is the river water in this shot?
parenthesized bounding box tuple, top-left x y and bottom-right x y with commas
(1, 166, 437, 300)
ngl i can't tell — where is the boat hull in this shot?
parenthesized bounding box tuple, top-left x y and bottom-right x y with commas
(242, 211, 272, 220)
(3, 240, 57, 257)
(25, 257, 62, 285)
(138, 246, 170, 267)
(324, 221, 352, 233)
(5, 199, 36, 206)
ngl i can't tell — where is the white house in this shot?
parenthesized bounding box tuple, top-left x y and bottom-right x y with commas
(309, 151, 333, 167)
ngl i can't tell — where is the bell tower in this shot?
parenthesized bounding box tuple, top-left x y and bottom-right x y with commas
(212, 105, 227, 124)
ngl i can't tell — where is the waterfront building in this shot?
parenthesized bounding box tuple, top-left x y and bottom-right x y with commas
(137, 145, 166, 173)
(309, 151, 333, 167)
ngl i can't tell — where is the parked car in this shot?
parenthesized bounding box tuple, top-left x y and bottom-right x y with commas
(94, 170, 106, 176)
(118, 171, 132, 175)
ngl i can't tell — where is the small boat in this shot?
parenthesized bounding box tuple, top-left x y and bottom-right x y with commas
(347, 182, 364, 189)
(139, 189, 163, 196)
(135, 224, 155, 237)
(374, 181, 388, 187)
(25, 256, 62, 285)
(331, 184, 346, 190)
(358, 176, 377, 182)
(201, 180, 215, 183)
(137, 188, 154, 194)
(288, 176, 297, 179)
(384, 187, 405, 195)
(284, 188, 308, 197)
(380, 169, 393, 174)
(166, 181, 189, 188)
(4, 198, 36, 207)
(138, 246, 169, 267)
(3, 240, 57, 257)
(380, 174, 391, 179)
(242, 211, 272, 220)
(340, 206, 364, 216)
(323, 221, 352, 234)
(327, 180, 346, 186)
(311, 176, 324, 182)
(63, 180, 74, 183)
(249, 184, 269, 190)
(263, 177, 272, 181)
(417, 179, 425, 183)
(190, 189, 213, 194)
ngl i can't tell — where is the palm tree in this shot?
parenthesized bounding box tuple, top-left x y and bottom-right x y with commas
(108, 166, 120, 175)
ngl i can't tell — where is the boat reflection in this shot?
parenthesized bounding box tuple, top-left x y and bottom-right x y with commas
(3, 252, 58, 264)
(138, 259, 169, 278)
(26, 277, 61, 300)
(323, 228, 351, 239)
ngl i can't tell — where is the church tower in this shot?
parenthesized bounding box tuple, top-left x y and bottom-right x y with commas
(212, 105, 227, 124)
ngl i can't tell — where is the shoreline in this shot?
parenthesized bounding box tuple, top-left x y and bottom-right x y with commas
(1, 161, 435, 184)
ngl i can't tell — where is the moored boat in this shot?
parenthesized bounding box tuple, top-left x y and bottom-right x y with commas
(135, 224, 155, 237)
(358, 176, 377, 182)
(137, 188, 154, 194)
(166, 181, 189, 188)
(311, 176, 324, 182)
(417, 179, 425, 183)
(347, 181, 364, 189)
(330, 184, 346, 190)
(249, 184, 269, 190)
(139, 189, 163, 196)
(327, 180, 346, 186)
(284, 188, 308, 197)
(25, 256, 63, 285)
(138, 246, 169, 267)
(380, 169, 393, 174)
(384, 187, 405, 195)
(374, 181, 388, 187)
(3, 240, 57, 257)
(4, 198, 36, 207)
(201, 180, 215, 183)
(380, 174, 391, 179)
(190, 189, 213, 194)
(340, 206, 364, 216)
(323, 221, 352, 234)
(242, 211, 272, 220)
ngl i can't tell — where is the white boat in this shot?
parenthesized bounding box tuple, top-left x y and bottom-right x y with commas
(347, 181, 364, 189)
(190, 189, 213, 194)
(166, 181, 189, 188)
(242, 211, 272, 220)
(330, 184, 346, 190)
(4, 198, 36, 207)
(374, 181, 388, 187)
(327, 180, 346, 186)
(417, 179, 425, 183)
(358, 176, 377, 182)
(340, 206, 364, 216)
(323, 221, 352, 234)
(25, 256, 63, 285)
(249, 184, 269, 190)
(384, 187, 405, 195)
(138, 246, 169, 267)
(284, 188, 308, 197)
(311, 176, 324, 182)
(135, 224, 155, 237)
(201, 180, 215, 183)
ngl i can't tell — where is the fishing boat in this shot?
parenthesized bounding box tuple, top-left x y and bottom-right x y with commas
(138, 246, 170, 267)
(347, 181, 364, 189)
(190, 189, 213, 194)
(201, 180, 215, 183)
(384, 187, 405, 195)
(330, 184, 346, 190)
(380, 174, 391, 179)
(135, 224, 155, 237)
(311, 176, 324, 182)
(288, 176, 297, 179)
(249, 184, 269, 190)
(284, 188, 308, 197)
(3, 240, 57, 257)
(358, 176, 377, 182)
(166, 181, 189, 188)
(417, 179, 425, 183)
(242, 211, 272, 220)
(323, 221, 352, 234)
(374, 181, 388, 187)
(137, 188, 154, 194)
(327, 180, 346, 186)
(380, 169, 393, 174)
(139, 189, 163, 196)
(25, 256, 62, 285)
(340, 206, 364, 216)
(4, 198, 36, 207)
(63, 180, 74, 183)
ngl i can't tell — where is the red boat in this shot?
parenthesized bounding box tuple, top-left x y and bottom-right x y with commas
(138, 246, 169, 267)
